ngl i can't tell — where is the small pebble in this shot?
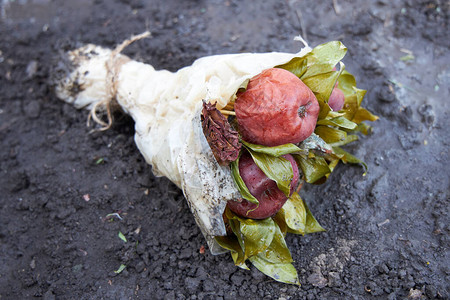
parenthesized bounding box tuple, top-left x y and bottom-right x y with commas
(30, 258, 36, 269)
(307, 272, 327, 288)
(378, 263, 389, 274)
(26, 60, 38, 78)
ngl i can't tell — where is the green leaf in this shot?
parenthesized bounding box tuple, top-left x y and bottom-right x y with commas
(294, 154, 331, 184)
(114, 264, 126, 274)
(215, 235, 240, 252)
(337, 70, 369, 125)
(231, 251, 250, 270)
(338, 71, 367, 106)
(118, 231, 127, 243)
(329, 134, 359, 147)
(354, 87, 367, 107)
(302, 69, 340, 94)
(303, 199, 326, 234)
(215, 235, 248, 269)
(226, 210, 276, 259)
(238, 217, 276, 259)
(355, 123, 371, 135)
(280, 192, 306, 235)
(276, 41, 347, 81)
(242, 140, 301, 157)
(340, 94, 359, 121)
(337, 70, 357, 95)
(278, 193, 324, 234)
(332, 146, 367, 171)
(257, 221, 293, 264)
(317, 116, 357, 130)
(302, 62, 345, 120)
(228, 217, 241, 242)
(246, 149, 294, 197)
(351, 107, 379, 124)
(311, 41, 348, 65)
(326, 111, 346, 118)
(276, 56, 308, 78)
(249, 255, 300, 285)
(328, 158, 340, 173)
(315, 125, 347, 143)
(302, 41, 347, 79)
(272, 212, 288, 236)
(230, 157, 259, 204)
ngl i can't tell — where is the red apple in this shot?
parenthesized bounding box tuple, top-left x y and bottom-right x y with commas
(235, 68, 320, 146)
(227, 151, 299, 219)
(328, 87, 345, 111)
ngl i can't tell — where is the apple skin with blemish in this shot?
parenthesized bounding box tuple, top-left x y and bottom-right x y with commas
(227, 151, 300, 219)
(235, 68, 320, 146)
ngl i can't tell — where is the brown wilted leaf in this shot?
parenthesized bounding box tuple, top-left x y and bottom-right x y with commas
(201, 101, 241, 165)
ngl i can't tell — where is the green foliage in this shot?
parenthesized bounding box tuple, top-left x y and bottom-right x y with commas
(242, 140, 301, 157)
(295, 154, 331, 184)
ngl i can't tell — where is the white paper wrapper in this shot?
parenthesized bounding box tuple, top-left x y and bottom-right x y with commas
(54, 38, 311, 253)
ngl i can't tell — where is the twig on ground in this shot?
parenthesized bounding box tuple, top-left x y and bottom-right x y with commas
(332, 0, 341, 15)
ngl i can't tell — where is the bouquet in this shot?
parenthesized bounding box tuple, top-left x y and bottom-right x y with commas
(54, 32, 377, 284)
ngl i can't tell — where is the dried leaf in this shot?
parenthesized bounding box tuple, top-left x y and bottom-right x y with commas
(201, 101, 241, 165)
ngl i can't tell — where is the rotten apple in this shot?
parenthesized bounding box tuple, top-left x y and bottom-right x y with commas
(227, 151, 299, 219)
(235, 68, 320, 146)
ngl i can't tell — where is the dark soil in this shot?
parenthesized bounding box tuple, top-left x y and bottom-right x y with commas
(1, 0, 449, 299)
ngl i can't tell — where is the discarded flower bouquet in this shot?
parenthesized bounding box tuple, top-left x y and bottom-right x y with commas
(54, 32, 378, 284)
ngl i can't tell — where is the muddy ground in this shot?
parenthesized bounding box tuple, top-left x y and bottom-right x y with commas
(0, 0, 449, 299)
